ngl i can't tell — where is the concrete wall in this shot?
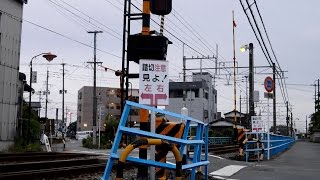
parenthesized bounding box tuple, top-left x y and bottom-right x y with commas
(0, 0, 24, 141)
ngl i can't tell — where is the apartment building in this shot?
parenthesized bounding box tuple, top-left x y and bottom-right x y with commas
(165, 72, 217, 123)
(77, 86, 140, 131)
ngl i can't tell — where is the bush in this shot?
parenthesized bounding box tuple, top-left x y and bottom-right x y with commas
(7, 138, 42, 152)
(82, 136, 113, 149)
(82, 137, 98, 149)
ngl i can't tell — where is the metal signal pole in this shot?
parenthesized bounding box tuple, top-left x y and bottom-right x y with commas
(273, 63, 276, 133)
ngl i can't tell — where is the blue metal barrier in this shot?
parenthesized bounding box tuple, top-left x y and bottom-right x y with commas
(245, 132, 295, 162)
(208, 137, 232, 145)
(102, 101, 209, 180)
(190, 136, 232, 145)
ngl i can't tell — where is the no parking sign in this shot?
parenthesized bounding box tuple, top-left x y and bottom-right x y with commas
(264, 76, 274, 92)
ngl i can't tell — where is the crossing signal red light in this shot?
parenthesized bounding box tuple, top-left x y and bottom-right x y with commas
(150, 0, 172, 15)
(115, 70, 122, 76)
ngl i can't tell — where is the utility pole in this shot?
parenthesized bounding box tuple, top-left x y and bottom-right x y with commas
(45, 69, 49, 120)
(314, 83, 317, 113)
(56, 108, 58, 137)
(286, 101, 289, 136)
(305, 115, 308, 138)
(273, 63, 276, 133)
(37, 91, 43, 117)
(183, 43, 186, 105)
(240, 93, 242, 126)
(317, 79, 320, 111)
(290, 111, 293, 137)
(248, 43, 254, 129)
(45, 69, 52, 145)
(61, 63, 66, 138)
(88, 30, 103, 145)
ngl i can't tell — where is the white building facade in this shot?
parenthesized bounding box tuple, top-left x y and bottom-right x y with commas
(166, 72, 217, 123)
(0, 0, 27, 149)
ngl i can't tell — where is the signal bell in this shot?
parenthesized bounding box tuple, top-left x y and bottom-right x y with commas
(150, 0, 172, 15)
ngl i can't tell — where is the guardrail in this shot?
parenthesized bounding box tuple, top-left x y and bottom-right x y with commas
(102, 101, 209, 180)
(189, 136, 232, 145)
(245, 132, 295, 162)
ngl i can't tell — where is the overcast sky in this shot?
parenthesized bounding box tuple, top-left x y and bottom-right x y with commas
(19, 0, 320, 132)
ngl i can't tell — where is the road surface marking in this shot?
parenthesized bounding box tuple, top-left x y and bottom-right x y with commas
(209, 165, 246, 177)
(189, 152, 225, 160)
(208, 154, 225, 159)
(210, 175, 239, 180)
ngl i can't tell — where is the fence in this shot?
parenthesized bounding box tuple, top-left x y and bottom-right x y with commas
(102, 101, 209, 180)
(245, 132, 295, 162)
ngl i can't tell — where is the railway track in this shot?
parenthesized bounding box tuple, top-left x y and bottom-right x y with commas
(0, 152, 99, 163)
(209, 144, 239, 154)
(0, 157, 106, 179)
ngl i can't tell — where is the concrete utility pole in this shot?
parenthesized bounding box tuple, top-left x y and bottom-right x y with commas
(314, 84, 317, 113)
(286, 101, 289, 136)
(248, 43, 254, 129)
(45, 69, 49, 120)
(305, 115, 308, 138)
(61, 63, 66, 138)
(273, 63, 276, 133)
(45, 69, 52, 145)
(290, 112, 293, 137)
(183, 43, 186, 105)
(88, 30, 103, 145)
(317, 79, 320, 111)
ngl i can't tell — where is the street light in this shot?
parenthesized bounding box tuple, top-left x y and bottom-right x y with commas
(240, 43, 254, 130)
(28, 52, 57, 144)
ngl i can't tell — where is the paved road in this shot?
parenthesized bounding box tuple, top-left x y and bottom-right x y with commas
(50, 139, 320, 179)
(231, 140, 320, 180)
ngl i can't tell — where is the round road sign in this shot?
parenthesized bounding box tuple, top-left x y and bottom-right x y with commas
(264, 76, 274, 92)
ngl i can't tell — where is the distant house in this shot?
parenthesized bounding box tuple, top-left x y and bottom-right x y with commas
(224, 110, 248, 128)
(208, 110, 247, 137)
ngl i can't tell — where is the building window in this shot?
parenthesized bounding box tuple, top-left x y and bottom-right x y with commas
(194, 89, 199, 97)
(169, 90, 184, 98)
(129, 109, 139, 116)
(78, 116, 81, 123)
(78, 92, 82, 99)
(205, 92, 208, 99)
(78, 104, 82, 111)
(116, 105, 121, 109)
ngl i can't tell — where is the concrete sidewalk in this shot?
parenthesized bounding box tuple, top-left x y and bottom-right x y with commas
(231, 140, 320, 180)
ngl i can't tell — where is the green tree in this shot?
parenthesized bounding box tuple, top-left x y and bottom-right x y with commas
(104, 116, 120, 141)
(67, 121, 77, 138)
(269, 125, 288, 135)
(21, 103, 40, 143)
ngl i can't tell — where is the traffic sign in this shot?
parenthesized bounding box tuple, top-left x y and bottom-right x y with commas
(264, 76, 274, 92)
(139, 59, 169, 106)
(251, 116, 263, 132)
(264, 92, 274, 99)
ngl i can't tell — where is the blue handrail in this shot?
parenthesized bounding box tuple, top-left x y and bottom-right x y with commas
(245, 132, 295, 162)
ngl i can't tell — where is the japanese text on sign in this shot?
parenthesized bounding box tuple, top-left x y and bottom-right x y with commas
(139, 60, 169, 106)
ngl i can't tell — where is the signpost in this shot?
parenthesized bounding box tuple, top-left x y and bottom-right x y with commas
(251, 116, 263, 132)
(139, 59, 169, 106)
(264, 76, 274, 160)
(139, 59, 169, 178)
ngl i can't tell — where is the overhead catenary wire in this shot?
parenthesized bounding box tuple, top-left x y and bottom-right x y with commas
(239, 0, 290, 110)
